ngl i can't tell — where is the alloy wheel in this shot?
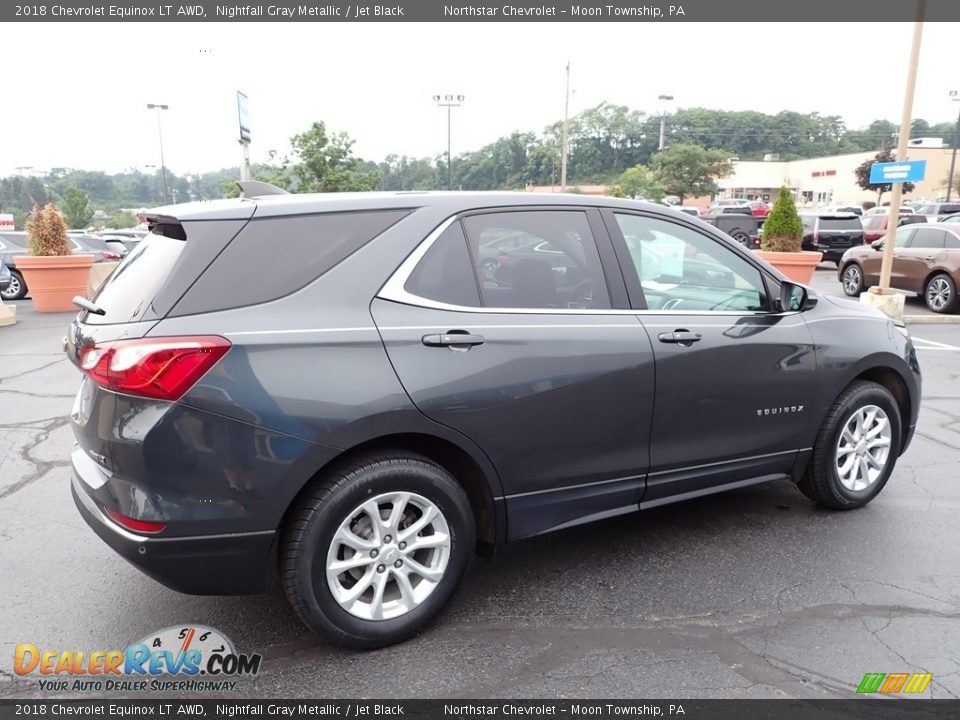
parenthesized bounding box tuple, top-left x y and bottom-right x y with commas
(834, 405, 892, 492)
(842, 265, 862, 296)
(325, 491, 451, 621)
(926, 276, 952, 312)
(0, 274, 21, 300)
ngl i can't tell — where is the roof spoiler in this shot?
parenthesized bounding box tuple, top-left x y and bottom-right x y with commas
(236, 181, 290, 198)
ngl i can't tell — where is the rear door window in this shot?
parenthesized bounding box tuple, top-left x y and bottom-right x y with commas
(910, 228, 946, 249)
(403, 221, 481, 307)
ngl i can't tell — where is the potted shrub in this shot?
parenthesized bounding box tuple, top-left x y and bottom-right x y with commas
(756, 186, 822, 284)
(16, 203, 94, 312)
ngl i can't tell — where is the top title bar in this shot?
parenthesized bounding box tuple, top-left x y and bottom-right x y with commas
(5, 0, 960, 22)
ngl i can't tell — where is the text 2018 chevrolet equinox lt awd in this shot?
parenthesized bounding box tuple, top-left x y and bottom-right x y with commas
(68, 184, 920, 648)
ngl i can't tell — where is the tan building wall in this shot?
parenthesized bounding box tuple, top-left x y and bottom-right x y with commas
(718, 148, 956, 207)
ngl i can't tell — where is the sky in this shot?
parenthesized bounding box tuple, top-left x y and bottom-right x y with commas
(2, 21, 959, 178)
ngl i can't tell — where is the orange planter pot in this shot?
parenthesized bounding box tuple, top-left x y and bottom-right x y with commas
(16, 255, 95, 312)
(755, 250, 823, 285)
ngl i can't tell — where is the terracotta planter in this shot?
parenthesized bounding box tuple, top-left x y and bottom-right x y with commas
(755, 250, 823, 285)
(15, 255, 95, 312)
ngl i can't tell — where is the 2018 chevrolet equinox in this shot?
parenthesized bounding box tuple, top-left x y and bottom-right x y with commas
(67, 184, 920, 648)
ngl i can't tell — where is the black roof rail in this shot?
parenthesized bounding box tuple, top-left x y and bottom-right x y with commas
(236, 181, 290, 198)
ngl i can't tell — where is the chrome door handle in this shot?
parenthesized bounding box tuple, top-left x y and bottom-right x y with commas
(658, 330, 702, 346)
(422, 332, 486, 348)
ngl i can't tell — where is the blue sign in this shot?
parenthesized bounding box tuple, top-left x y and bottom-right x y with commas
(237, 91, 251, 142)
(869, 159, 925, 184)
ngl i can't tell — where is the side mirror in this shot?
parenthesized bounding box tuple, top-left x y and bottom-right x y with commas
(871, 239, 884, 250)
(779, 281, 814, 312)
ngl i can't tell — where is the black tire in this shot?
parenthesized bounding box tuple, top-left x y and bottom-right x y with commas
(479, 258, 499, 281)
(797, 380, 901, 510)
(1, 270, 26, 301)
(281, 453, 475, 649)
(924, 273, 958, 314)
(729, 230, 751, 248)
(840, 263, 864, 297)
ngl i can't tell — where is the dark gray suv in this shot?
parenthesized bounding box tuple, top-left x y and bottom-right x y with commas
(68, 185, 921, 648)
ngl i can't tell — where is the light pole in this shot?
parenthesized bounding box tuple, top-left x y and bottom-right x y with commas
(561, 62, 571, 191)
(658, 94, 674, 152)
(146, 103, 170, 204)
(947, 90, 960, 202)
(433, 94, 464, 191)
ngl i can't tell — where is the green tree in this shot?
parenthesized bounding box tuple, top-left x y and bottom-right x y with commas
(650, 144, 732, 203)
(940, 170, 960, 197)
(617, 164, 665, 201)
(106, 211, 137, 229)
(281, 122, 379, 193)
(854, 148, 915, 206)
(3, 207, 27, 230)
(761, 187, 804, 253)
(60, 187, 94, 229)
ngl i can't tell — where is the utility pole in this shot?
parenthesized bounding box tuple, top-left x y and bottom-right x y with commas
(433, 94, 464, 191)
(658, 94, 674, 152)
(146, 104, 170, 204)
(876, 2, 925, 294)
(560, 62, 570, 192)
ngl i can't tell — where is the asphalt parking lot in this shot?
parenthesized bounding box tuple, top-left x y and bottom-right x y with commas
(1, 278, 959, 700)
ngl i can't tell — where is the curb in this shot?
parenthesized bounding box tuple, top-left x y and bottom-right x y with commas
(905, 315, 960, 324)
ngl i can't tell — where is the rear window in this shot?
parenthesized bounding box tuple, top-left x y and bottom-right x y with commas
(899, 215, 926, 226)
(84, 231, 184, 325)
(818, 217, 862, 231)
(942, 204, 960, 215)
(171, 209, 409, 316)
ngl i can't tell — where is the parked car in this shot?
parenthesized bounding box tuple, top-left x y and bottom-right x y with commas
(861, 213, 927, 243)
(839, 223, 960, 312)
(799, 213, 865, 264)
(747, 200, 770, 218)
(820, 205, 863, 217)
(915, 202, 960, 221)
(67, 186, 920, 649)
(676, 206, 702, 217)
(0, 231, 121, 300)
(0, 260, 11, 293)
(862, 206, 915, 218)
(700, 212, 761, 248)
(942, 215, 960, 226)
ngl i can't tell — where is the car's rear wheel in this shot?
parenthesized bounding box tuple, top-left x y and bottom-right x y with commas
(0, 270, 26, 301)
(281, 453, 474, 649)
(729, 230, 751, 247)
(841, 263, 864, 296)
(924, 273, 957, 314)
(797, 380, 901, 510)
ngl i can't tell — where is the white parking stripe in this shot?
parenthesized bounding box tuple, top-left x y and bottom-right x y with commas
(912, 336, 960, 351)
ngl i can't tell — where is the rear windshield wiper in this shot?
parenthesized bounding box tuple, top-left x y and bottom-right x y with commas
(72, 296, 106, 316)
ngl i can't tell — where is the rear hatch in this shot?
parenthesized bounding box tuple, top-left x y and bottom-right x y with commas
(66, 209, 253, 507)
(814, 215, 864, 249)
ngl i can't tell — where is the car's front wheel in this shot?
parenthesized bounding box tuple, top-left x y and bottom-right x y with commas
(281, 453, 475, 649)
(924, 273, 957, 314)
(797, 380, 901, 510)
(0, 270, 26, 301)
(840, 263, 864, 297)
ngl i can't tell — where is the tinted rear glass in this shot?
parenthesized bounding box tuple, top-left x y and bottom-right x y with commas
(818, 218, 862, 231)
(404, 221, 481, 307)
(171, 209, 409, 316)
(83, 231, 184, 325)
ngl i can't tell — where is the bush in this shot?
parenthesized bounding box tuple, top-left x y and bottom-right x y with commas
(761, 186, 804, 253)
(862, 201, 877, 211)
(26, 203, 71, 256)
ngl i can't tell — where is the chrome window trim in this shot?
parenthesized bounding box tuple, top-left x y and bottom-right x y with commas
(377, 212, 799, 318)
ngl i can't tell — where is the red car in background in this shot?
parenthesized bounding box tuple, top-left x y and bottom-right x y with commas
(861, 213, 926, 244)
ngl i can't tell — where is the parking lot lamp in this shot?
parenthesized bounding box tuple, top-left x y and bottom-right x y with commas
(433, 94, 465, 191)
(658, 94, 674, 152)
(146, 103, 170, 204)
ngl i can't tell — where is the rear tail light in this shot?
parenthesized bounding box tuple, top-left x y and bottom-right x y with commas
(105, 507, 166, 534)
(78, 336, 231, 401)
(102, 251, 122, 260)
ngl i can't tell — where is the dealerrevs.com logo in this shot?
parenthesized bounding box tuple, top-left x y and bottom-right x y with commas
(14, 625, 262, 692)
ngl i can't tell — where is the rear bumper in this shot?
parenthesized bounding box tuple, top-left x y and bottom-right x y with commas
(71, 470, 275, 595)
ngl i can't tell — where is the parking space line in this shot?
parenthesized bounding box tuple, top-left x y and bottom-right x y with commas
(912, 336, 960, 351)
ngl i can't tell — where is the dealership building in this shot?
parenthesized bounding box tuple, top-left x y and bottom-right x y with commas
(716, 144, 956, 207)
